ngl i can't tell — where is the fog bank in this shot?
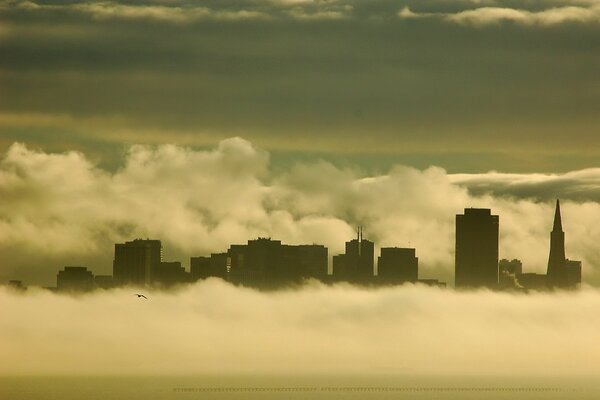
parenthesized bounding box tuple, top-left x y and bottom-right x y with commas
(1, 281, 599, 375)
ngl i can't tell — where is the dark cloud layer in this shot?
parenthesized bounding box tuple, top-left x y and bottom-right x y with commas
(1, 0, 599, 171)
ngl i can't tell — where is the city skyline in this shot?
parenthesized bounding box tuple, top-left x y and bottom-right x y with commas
(2, 0, 599, 394)
(9, 200, 581, 292)
(2, 139, 598, 288)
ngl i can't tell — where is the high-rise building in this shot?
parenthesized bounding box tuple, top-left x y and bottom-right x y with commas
(546, 200, 569, 288)
(216, 238, 328, 288)
(455, 208, 499, 288)
(57, 266, 94, 292)
(113, 239, 162, 286)
(377, 247, 418, 284)
(332, 226, 374, 284)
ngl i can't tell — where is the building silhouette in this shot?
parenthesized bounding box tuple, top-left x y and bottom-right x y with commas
(566, 259, 582, 287)
(153, 261, 189, 287)
(546, 200, 569, 288)
(191, 238, 327, 288)
(94, 275, 117, 290)
(18, 198, 587, 292)
(455, 208, 499, 288)
(333, 226, 374, 284)
(113, 239, 162, 286)
(57, 266, 94, 292)
(499, 259, 523, 288)
(377, 247, 418, 284)
(7, 280, 27, 291)
(190, 255, 228, 281)
(517, 272, 547, 290)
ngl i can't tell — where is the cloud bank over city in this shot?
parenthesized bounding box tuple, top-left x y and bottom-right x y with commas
(2, 281, 600, 376)
(1, 0, 599, 172)
(2, 138, 600, 286)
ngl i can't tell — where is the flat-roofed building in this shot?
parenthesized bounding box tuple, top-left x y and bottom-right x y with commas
(57, 266, 94, 292)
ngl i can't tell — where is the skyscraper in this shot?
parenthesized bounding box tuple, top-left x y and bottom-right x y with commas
(455, 208, 499, 288)
(113, 239, 162, 286)
(332, 226, 374, 284)
(223, 238, 328, 288)
(546, 200, 569, 288)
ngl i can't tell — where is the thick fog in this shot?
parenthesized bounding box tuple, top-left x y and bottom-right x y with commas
(1, 281, 599, 375)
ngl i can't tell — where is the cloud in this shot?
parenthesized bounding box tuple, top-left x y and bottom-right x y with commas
(8, 0, 354, 23)
(2, 281, 600, 375)
(2, 139, 600, 287)
(12, 0, 600, 26)
(73, 2, 271, 23)
(447, 5, 600, 27)
(399, 2, 600, 26)
(451, 169, 600, 201)
(2, 1, 599, 165)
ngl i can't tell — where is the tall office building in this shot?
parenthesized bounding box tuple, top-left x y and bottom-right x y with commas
(113, 239, 162, 286)
(332, 226, 374, 283)
(546, 200, 570, 288)
(455, 208, 499, 288)
(377, 247, 418, 284)
(224, 238, 328, 288)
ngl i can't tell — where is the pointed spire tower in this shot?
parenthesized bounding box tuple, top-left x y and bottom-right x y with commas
(546, 199, 568, 287)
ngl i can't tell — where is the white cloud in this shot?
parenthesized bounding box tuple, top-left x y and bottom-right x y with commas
(448, 5, 600, 26)
(399, 3, 600, 26)
(13, 1, 271, 23)
(10, 0, 355, 23)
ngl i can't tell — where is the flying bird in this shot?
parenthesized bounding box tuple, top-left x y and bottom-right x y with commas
(135, 293, 148, 299)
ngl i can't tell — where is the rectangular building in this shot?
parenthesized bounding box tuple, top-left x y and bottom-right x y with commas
(378, 247, 418, 284)
(227, 238, 328, 288)
(566, 259, 582, 287)
(455, 208, 499, 288)
(57, 266, 94, 292)
(113, 239, 162, 286)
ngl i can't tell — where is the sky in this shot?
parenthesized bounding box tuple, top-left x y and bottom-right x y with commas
(0, 0, 599, 172)
(0, 1, 599, 285)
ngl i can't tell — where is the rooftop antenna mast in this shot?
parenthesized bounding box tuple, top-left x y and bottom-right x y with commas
(358, 225, 363, 256)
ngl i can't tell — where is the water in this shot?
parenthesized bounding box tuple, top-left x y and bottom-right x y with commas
(1, 375, 598, 400)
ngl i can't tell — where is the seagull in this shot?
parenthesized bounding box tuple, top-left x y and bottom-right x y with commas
(135, 293, 148, 299)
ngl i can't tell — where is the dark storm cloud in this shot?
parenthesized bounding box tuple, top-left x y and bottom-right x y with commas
(0, 0, 599, 171)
